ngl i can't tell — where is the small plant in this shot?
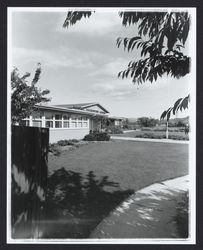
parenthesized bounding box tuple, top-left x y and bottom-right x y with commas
(49, 143, 61, 156)
(57, 140, 74, 146)
(83, 131, 110, 141)
(168, 135, 189, 140)
(135, 133, 165, 139)
(174, 191, 189, 238)
(109, 127, 123, 134)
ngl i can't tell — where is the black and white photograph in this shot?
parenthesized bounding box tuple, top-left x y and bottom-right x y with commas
(7, 7, 196, 244)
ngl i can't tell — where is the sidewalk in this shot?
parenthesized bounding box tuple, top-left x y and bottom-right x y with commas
(111, 136, 189, 144)
(89, 175, 189, 239)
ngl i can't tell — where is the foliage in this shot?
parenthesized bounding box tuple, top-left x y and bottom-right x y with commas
(117, 12, 190, 83)
(83, 131, 110, 141)
(11, 64, 51, 124)
(57, 139, 79, 146)
(134, 132, 189, 140)
(109, 127, 123, 134)
(137, 117, 158, 127)
(63, 11, 191, 117)
(63, 11, 93, 28)
(160, 94, 190, 121)
(174, 191, 189, 238)
(49, 143, 62, 156)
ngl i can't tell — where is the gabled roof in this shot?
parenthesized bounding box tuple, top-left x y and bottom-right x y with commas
(54, 102, 109, 113)
(35, 104, 108, 117)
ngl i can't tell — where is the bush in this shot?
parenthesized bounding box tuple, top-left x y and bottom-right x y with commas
(56, 139, 79, 146)
(135, 133, 165, 139)
(168, 134, 189, 140)
(174, 191, 189, 238)
(83, 132, 110, 141)
(49, 143, 61, 156)
(57, 140, 74, 146)
(134, 132, 189, 140)
(109, 127, 123, 134)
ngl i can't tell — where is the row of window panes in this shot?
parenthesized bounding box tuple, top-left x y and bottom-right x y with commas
(45, 120, 88, 128)
(22, 117, 88, 128)
(45, 114, 88, 120)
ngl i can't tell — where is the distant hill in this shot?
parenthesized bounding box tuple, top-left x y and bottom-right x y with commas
(127, 116, 189, 125)
(160, 116, 189, 125)
(127, 118, 138, 124)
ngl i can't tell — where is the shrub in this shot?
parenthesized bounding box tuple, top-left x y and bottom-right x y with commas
(134, 133, 189, 140)
(110, 127, 123, 134)
(83, 131, 110, 141)
(49, 143, 61, 156)
(135, 133, 165, 139)
(174, 191, 189, 238)
(57, 140, 74, 146)
(56, 139, 80, 146)
(168, 134, 189, 140)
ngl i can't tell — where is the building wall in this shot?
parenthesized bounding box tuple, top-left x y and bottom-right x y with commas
(89, 119, 101, 131)
(23, 108, 105, 143)
(50, 128, 89, 143)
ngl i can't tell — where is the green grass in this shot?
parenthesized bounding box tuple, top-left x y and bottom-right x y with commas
(46, 140, 189, 238)
(49, 140, 189, 191)
(115, 130, 189, 140)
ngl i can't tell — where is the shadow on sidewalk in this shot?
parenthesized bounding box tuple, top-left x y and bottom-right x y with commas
(43, 168, 134, 238)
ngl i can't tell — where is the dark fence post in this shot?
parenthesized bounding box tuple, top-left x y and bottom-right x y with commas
(11, 125, 49, 239)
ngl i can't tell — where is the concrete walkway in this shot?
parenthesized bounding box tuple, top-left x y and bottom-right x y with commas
(111, 136, 189, 144)
(89, 175, 189, 239)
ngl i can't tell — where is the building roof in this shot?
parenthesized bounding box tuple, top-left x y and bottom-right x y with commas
(54, 102, 109, 113)
(108, 116, 126, 121)
(35, 104, 108, 117)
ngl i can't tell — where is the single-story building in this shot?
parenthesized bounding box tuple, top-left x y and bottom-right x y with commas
(21, 102, 113, 143)
(108, 116, 126, 127)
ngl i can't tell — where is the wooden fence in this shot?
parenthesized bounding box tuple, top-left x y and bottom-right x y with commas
(11, 125, 49, 239)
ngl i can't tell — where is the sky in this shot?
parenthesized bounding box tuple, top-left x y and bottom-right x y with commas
(9, 8, 192, 119)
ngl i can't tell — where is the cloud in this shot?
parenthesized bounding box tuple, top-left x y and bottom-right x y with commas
(88, 57, 130, 78)
(57, 10, 121, 37)
(12, 46, 96, 70)
(90, 75, 177, 101)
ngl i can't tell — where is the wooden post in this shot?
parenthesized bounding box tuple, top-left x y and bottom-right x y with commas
(11, 126, 49, 239)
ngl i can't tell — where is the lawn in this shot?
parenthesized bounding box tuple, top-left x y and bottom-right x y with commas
(114, 130, 189, 140)
(45, 140, 189, 238)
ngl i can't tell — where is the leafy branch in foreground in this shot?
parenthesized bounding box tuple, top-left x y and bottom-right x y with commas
(62, 11, 191, 118)
(117, 12, 190, 83)
(63, 11, 93, 28)
(160, 94, 190, 121)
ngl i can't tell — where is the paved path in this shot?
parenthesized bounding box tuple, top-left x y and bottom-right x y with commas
(90, 175, 189, 239)
(111, 136, 189, 144)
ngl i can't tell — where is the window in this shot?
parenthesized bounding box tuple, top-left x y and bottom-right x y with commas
(63, 121, 70, 128)
(46, 121, 53, 128)
(71, 121, 77, 128)
(83, 122, 88, 128)
(78, 122, 82, 128)
(32, 112, 41, 119)
(55, 121, 62, 128)
(63, 115, 70, 120)
(20, 120, 30, 126)
(32, 120, 42, 127)
(45, 113, 53, 119)
(55, 114, 62, 120)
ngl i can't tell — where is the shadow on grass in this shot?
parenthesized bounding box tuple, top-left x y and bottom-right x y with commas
(44, 168, 134, 238)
